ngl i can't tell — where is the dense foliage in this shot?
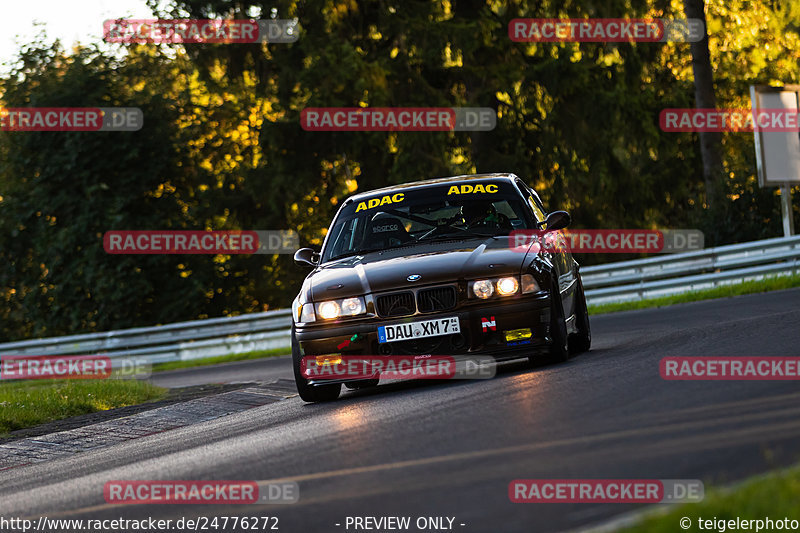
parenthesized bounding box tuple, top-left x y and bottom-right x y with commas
(1, 0, 799, 341)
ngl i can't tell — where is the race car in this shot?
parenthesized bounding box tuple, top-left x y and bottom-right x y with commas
(290, 173, 591, 402)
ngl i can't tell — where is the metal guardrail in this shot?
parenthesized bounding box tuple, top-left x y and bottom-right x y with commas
(1, 236, 798, 364)
(0, 310, 292, 364)
(581, 235, 800, 305)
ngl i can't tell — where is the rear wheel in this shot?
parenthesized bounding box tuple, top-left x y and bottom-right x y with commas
(292, 327, 341, 402)
(569, 275, 592, 355)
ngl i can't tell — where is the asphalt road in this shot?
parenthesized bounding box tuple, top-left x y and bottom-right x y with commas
(150, 356, 293, 388)
(2, 288, 800, 533)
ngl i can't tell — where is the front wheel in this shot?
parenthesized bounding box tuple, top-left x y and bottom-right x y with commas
(531, 275, 569, 366)
(569, 275, 592, 355)
(292, 326, 341, 402)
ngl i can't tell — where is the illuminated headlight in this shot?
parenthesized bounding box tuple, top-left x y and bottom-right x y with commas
(521, 274, 541, 294)
(341, 297, 365, 316)
(313, 296, 367, 321)
(473, 280, 494, 299)
(496, 277, 519, 296)
(317, 301, 341, 320)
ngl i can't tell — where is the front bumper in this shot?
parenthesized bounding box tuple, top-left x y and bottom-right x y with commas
(295, 294, 553, 364)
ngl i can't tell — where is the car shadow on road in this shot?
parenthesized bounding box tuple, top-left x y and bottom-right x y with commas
(300, 350, 602, 405)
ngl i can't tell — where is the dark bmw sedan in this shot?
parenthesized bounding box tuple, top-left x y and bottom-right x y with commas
(291, 173, 591, 401)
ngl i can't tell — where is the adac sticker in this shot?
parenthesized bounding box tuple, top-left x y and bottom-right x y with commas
(355, 193, 404, 212)
(447, 183, 499, 195)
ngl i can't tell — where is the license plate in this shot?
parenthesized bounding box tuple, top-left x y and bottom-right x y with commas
(378, 317, 460, 344)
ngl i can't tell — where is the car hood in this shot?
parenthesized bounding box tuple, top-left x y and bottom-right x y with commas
(308, 237, 533, 300)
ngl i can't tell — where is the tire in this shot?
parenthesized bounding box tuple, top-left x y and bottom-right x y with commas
(292, 326, 341, 402)
(543, 276, 570, 364)
(569, 275, 592, 355)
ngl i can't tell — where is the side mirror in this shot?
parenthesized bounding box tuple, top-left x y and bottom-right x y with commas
(541, 210, 571, 231)
(294, 248, 319, 267)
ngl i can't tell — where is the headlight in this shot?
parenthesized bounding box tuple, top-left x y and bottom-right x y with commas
(317, 300, 341, 320)
(299, 303, 316, 322)
(341, 297, 364, 316)
(470, 276, 539, 299)
(294, 299, 316, 323)
(311, 296, 367, 321)
(496, 277, 519, 296)
(521, 274, 541, 294)
(473, 279, 494, 299)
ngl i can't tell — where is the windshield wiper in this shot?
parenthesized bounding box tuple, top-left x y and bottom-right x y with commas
(457, 231, 499, 238)
(328, 245, 405, 261)
(417, 232, 497, 243)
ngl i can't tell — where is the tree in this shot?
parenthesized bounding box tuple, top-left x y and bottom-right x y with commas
(684, 0, 723, 209)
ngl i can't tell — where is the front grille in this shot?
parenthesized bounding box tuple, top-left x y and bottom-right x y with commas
(376, 291, 415, 317)
(417, 286, 457, 313)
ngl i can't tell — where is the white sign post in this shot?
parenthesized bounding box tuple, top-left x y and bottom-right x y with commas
(750, 85, 800, 237)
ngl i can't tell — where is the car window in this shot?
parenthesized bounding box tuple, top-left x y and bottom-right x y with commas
(527, 195, 547, 223)
(321, 182, 536, 262)
(327, 216, 364, 259)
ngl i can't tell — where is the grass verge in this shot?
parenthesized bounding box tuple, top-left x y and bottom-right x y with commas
(152, 347, 288, 373)
(0, 348, 286, 434)
(0, 379, 166, 435)
(620, 466, 800, 532)
(588, 273, 800, 315)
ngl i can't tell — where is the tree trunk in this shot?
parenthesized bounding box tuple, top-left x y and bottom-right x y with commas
(683, 0, 723, 209)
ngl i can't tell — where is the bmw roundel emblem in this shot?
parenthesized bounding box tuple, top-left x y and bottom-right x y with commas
(407, 274, 422, 282)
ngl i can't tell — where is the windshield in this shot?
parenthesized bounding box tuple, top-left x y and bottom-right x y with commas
(321, 181, 535, 262)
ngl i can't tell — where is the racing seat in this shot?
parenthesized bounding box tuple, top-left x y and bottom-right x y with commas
(366, 215, 414, 249)
(491, 213, 514, 232)
(460, 202, 514, 233)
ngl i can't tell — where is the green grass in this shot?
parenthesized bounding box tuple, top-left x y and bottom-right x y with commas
(588, 273, 800, 315)
(0, 349, 287, 434)
(620, 466, 800, 532)
(152, 347, 288, 373)
(0, 379, 166, 435)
